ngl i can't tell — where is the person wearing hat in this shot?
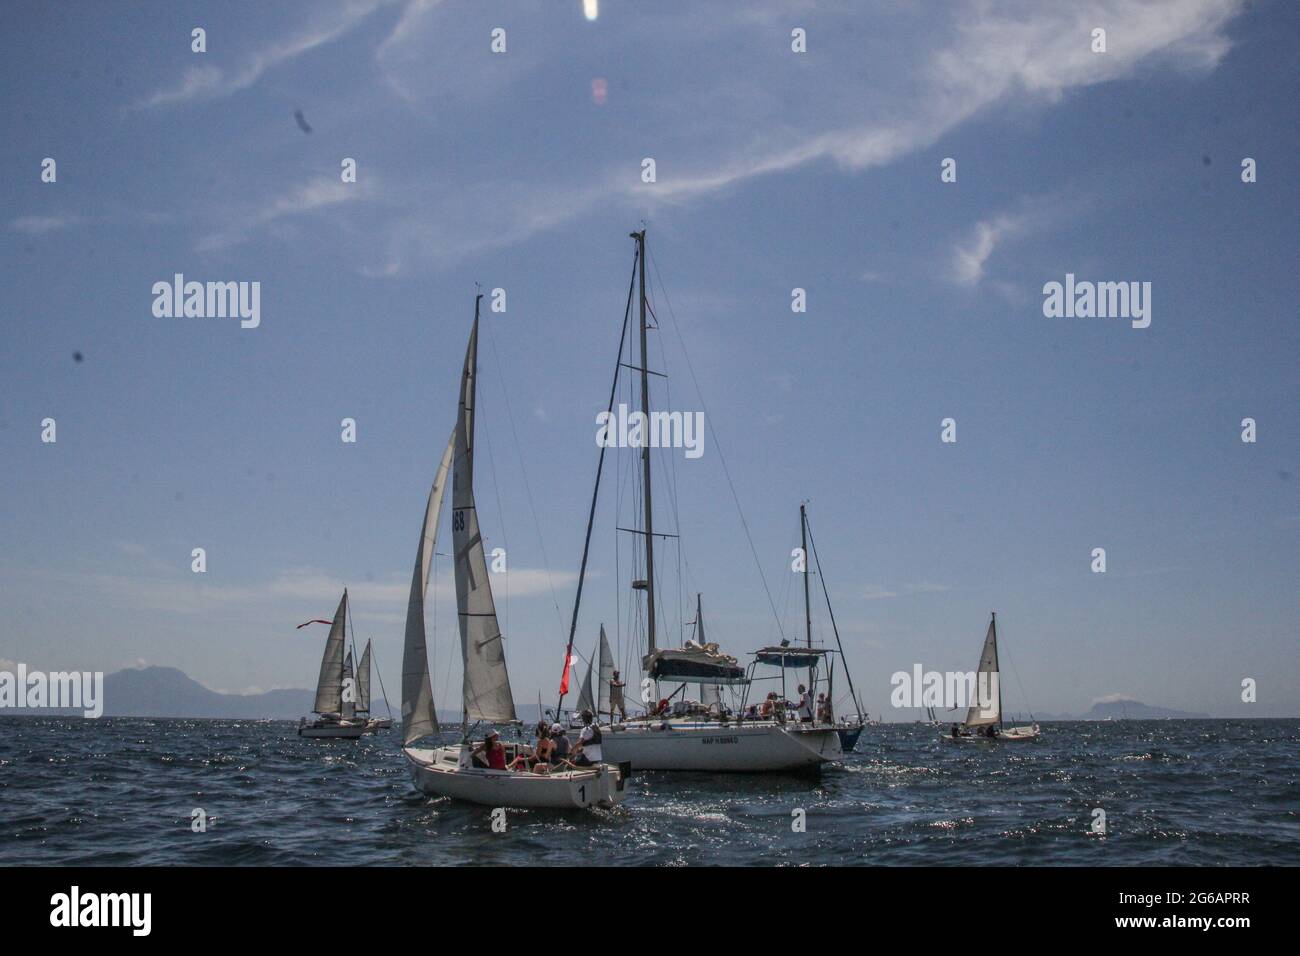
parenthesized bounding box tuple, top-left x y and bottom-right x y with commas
(571, 709, 603, 767)
(550, 722, 572, 764)
(512, 723, 554, 772)
(471, 729, 508, 770)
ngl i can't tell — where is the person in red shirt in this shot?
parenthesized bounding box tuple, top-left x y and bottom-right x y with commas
(472, 730, 508, 770)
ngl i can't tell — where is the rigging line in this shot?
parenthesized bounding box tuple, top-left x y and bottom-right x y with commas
(804, 513, 862, 716)
(480, 314, 566, 639)
(476, 367, 511, 641)
(999, 620, 1036, 721)
(555, 247, 638, 716)
(647, 247, 786, 641)
(371, 638, 394, 718)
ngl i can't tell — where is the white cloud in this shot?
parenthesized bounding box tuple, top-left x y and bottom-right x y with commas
(951, 213, 1033, 285)
(9, 215, 80, 235)
(137, 0, 393, 109)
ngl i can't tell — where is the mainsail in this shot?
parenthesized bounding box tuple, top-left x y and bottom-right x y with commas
(341, 650, 356, 720)
(356, 640, 371, 714)
(453, 311, 516, 723)
(312, 591, 349, 714)
(963, 613, 1000, 727)
(401, 430, 455, 745)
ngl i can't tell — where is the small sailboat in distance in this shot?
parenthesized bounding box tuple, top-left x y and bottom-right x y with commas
(400, 298, 630, 808)
(944, 612, 1040, 742)
(298, 590, 369, 739)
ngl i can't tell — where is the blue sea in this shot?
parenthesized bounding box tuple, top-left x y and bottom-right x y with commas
(1, 717, 1296, 866)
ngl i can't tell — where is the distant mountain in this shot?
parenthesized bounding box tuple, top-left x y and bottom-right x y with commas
(105, 666, 396, 719)
(1081, 697, 1208, 720)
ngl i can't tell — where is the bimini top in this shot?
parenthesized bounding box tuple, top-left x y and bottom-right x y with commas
(644, 643, 748, 685)
(752, 646, 833, 670)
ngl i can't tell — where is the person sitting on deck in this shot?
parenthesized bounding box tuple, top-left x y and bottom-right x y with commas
(816, 693, 832, 723)
(572, 709, 603, 767)
(511, 725, 553, 771)
(760, 692, 778, 718)
(550, 723, 572, 764)
(472, 730, 508, 770)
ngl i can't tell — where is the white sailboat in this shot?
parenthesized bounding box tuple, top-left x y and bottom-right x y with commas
(298, 591, 369, 739)
(354, 640, 393, 732)
(400, 298, 630, 808)
(570, 625, 615, 728)
(558, 229, 841, 772)
(944, 612, 1040, 742)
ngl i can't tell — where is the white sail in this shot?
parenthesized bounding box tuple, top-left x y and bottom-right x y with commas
(401, 430, 456, 745)
(963, 614, 1000, 727)
(576, 652, 595, 715)
(701, 683, 721, 708)
(313, 591, 349, 714)
(453, 315, 516, 723)
(356, 640, 371, 713)
(597, 624, 614, 715)
(341, 650, 356, 720)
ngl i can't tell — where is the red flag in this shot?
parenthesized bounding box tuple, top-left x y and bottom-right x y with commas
(558, 653, 576, 696)
(296, 619, 333, 629)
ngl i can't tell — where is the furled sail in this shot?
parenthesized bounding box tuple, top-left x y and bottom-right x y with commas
(356, 640, 371, 713)
(313, 590, 349, 714)
(597, 624, 614, 715)
(341, 650, 356, 720)
(401, 430, 456, 745)
(963, 614, 1000, 727)
(453, 314, 516, 722)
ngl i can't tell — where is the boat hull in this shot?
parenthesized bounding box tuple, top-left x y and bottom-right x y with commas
(835, 726, 864, 752)
(600, 720, 841, 771)
(298, 722, 368, 739)
(942, 723, 1041, 743)
(404, 746, 629, 809)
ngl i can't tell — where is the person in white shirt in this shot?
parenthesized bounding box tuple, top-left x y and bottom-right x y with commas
(573, 709, 603, 766)
(796, 685, 815, 722)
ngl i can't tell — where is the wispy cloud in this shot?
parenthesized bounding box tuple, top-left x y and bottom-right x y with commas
(136, 0, 393, 109)
(197, 176, 371, 252)
(862, 581, 953, 601)
(9, 214, 81, 235)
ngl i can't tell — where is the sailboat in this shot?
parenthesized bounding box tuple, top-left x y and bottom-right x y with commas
(298, 590, 370, 739)
(744, 504, 869, 751)
(571, 625, 615, 728)
(560, 229, 841, 772)
(943, 612, 1040, 742)
(399, 298, 630, 808)
(354, 640, 394, 731)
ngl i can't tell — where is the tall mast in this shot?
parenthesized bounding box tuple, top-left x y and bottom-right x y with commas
(800, 504, 813, 694)
(992, 611, 1002, 732)
(632, 229, 656, 655)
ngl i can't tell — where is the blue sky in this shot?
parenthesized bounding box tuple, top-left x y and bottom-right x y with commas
(2, 0, 1296, 719)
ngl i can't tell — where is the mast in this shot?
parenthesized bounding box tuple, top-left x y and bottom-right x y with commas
(993, 611, 1002, 732)
(800, 504, 813, 695)
(632, 229, 656, 656)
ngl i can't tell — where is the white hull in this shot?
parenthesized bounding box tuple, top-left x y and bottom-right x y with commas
(298, 721, 368, 739)
(405, 745, 629, 809)
(943, 723, 1041, 743)
(364, 717, 392, 732)
(600, 719, 841, 771)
